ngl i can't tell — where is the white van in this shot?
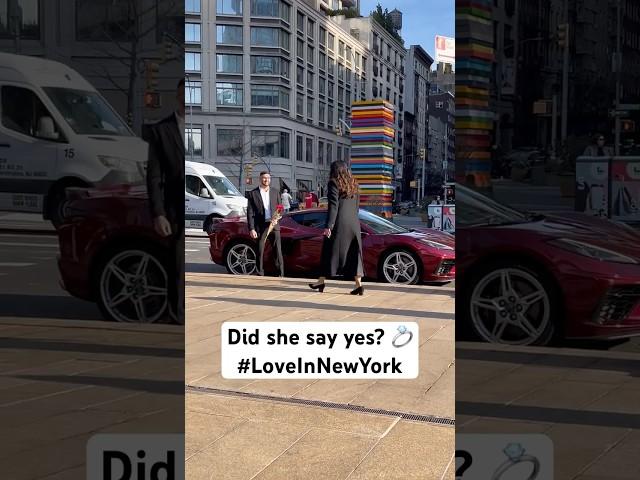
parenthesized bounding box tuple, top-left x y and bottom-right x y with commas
(0, 53, 147, 226)
(185, 161, 247, 230)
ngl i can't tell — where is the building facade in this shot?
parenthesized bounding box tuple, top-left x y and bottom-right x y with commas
(335, 14, 406, 195)
(187, 0, 376, 198)
(429, 90, 455, 183)
(429, 61, 454, 95)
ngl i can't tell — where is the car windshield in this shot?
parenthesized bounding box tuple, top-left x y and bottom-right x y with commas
(43, 87, 131, 136)
(204, 175, 242, 196)
(358, 209, 409, 234)
(457, 185, 529, 226)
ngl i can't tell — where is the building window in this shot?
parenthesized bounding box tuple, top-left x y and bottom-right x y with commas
(328, 80, 334, 100)
(346, 68, 351, 84)
(297, 11, 304, 33)
(216, 83, 243, 106)
(306, 138, 313, 163)
(386, 87, 391, 101)
(252, 27, 287, 47)
(217, 0, 242, 15)
(346, 46, 352, 63)
(355, 52, 361, 69)
(338, 86, 344, 104)
(362, 56, 367, 71)
(251, 85, 290, 108)
(318, 140, 325, 164)
(185, 52, 201, 72)
(319, 77, 326, 96)
(319, 27, 326, 46)
(344, 146, 350, 162)
(296, 135, 303, 161)
(251, 56, 289, 77)
(185, 23, 201, 43)
(328, 57, 335, 76)
(318, 103, 326, 125)
(297, 38, 305, 58)
(280, 2, 291, 22)
(252, 130, 290, 158)
(327, 33, 335, 51)
(327, 142, 333, 163)
(217, 25, 243, 44)
(338, 64, 345, 81)
(76, 0, 132, 41)
(338, 40, 345, 58)
(217, 129, 244, 156)
(307, 19, 315, 39)
(251, 0, 278, 16)
(185, 0, 201, 14)
(217, 54, 243, 73)
(185, 127, 203, 156)
(307, 98, 314, 119)
(327, 106, 334, 127)
(307, 45, 314, 64)
(185, 80, 202, 105)
(296, 65, 304, 85)
(297, 94, 304, 116)
(319, 53, 326, 71)
(307, 71, 314, 90)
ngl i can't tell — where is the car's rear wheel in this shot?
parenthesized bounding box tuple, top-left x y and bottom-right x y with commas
(380, 249, 421, 285)
(467, 265, 556, 346)
(225, 242, 257, 275)
(96, 248, 168, 323)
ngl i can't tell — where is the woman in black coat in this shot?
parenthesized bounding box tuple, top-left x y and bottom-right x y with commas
(309, 161, 364, 295)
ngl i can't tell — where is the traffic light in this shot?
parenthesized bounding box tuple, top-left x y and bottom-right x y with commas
(162, 34, 173, 63)
(622, 119, 636, 133)
(145, 61, 160, 92)
(557, 23, 569, 49)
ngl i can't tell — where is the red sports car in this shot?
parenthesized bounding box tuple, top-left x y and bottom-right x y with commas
(457, 185, 640, 346)
(209, 208, 455, 284)
(57, 185, 171, 323)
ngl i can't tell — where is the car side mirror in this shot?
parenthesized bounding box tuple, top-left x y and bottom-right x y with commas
(200, 188, 211, 198)
(37, 116, 59, 140)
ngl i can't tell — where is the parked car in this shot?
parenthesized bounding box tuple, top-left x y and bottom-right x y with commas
(209, 208, 455, 284)
(457, 184, 640, 346)
(57, 185, 171, 323)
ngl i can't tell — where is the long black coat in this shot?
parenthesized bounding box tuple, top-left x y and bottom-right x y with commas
(321, 180, 364, 278)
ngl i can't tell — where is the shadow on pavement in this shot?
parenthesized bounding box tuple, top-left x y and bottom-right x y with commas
(192, 296, 455, 320)
(0, 294, 102, 321)
(12, 374, 182, 395)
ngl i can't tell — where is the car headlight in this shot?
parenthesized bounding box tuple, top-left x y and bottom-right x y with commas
(548, 238, 638, 264)
(97, 155, 138, 172)
(419, 238, 454, 250)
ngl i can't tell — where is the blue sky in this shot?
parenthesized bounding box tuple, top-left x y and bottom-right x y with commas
(358, 0, 454, 60)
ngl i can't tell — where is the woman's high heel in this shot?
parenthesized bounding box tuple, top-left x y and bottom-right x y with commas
(350, 286, 364, 296)
(309, 283, 325, 293)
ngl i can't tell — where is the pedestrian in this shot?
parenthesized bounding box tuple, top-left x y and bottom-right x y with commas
(583, 133, 613, 156)
(246, 171, 284, 277)
(145, 78, 185, 324)
(304, 191, 314, 209)
(309, 161, 364, 295)
(281, 188, 292, 213)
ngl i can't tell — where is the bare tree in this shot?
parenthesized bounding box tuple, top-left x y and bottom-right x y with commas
(77, 0, 183, 133)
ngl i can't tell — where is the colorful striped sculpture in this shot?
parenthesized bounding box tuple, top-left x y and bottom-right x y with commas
(350, 100, 395, 218)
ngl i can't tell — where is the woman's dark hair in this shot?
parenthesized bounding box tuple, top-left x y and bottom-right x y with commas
(329, 161, 359, 198)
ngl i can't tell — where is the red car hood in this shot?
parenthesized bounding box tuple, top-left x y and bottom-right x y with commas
(401, 228, 455, 248)
(515, 212, 640, 260)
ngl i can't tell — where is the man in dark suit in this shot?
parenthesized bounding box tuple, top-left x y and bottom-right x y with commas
(144, 78, 185, 324)
(247, 171, 284, 276)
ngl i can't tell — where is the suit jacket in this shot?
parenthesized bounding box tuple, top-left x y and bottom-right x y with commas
(247, 187, 282, 233)
(143, 113, 184, 229)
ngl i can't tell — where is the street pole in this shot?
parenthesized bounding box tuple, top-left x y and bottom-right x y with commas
(615, 0, 622, 156)
(421, 151, 426, 201)
(560, 0, 570, 147)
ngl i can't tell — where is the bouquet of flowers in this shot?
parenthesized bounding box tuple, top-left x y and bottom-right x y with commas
(265, 204, 285, 238)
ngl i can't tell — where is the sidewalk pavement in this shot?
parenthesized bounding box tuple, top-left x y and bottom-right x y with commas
(0, 316, 183, 479)
(186, 272, 455, 479)
(0, 212, 55, 233)
(457, 341, 640, 480)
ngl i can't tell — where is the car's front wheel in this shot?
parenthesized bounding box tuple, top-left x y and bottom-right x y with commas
(467, 264, 557, 346)
(96, 248, 168, 323)
(225, 242, 257, 275)
(380, 249, 422, 285)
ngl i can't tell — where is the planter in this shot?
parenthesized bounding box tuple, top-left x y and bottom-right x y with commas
(559, 172, 575, 197)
